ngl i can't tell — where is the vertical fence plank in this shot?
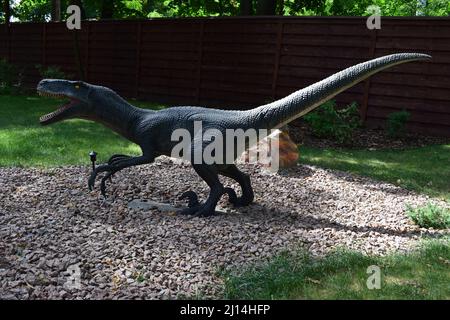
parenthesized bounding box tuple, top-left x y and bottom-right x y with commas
(271, 20, 283, 100)
(85, 22, 90, 81)
(360, 29, 377, 123)
(42, 24, 46, 66)
(135, 21, 142, 99)
(196, 20, 205, 104)
(6, 22, 11, 62)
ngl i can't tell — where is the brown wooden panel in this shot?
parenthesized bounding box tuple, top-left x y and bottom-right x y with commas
(371, 72, 450, 89)
(141, 41, 199, 52)
(370, 83, 450, 101)
(203, 43, 276, 54)
(283, 34, 371, 48)
(139, 85, 197, 98)
(140, 50, 198, 61)
(1, 18, 449, 137)
(201, 70, 273, 85)
(281, 44, 370, 59)
(369, 95, 450, 114)
(202, 52, 275, 66)
(139, 75, 198, 89)
(365, 117, 450, 137)
(200, 88, 268, 106)
(204, 22, 278, 34)
(366, 106, 450, 126)
(278, 65, 343, 78)
(284, 23, 369, 36)
(280, 55, 364, 69)
(377, 24, 450, 39)
(141, 32, 199, 42)
(200, 80, 272, 96)
(202, 33, 276, 45)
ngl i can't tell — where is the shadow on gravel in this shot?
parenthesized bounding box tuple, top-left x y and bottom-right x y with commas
(279, 164, 421, 198)
(233, 202, 425, 240)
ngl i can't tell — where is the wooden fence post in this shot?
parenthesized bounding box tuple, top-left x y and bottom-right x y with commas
(360, 29, 377, 123)
(271, 20, 283, 100)
(42, 24, 47, 66)
(195, 20, 205, 104)
(6, 21, 11, 62)
(135, 21, 142, 99)
(84, 22, 90, 81)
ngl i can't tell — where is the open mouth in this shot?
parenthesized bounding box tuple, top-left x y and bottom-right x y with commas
(38, 90, 79, 124)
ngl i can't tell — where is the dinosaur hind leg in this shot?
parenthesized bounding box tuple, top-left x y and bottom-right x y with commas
(179, 164, 224, 217)
(219, 164, 254, 207)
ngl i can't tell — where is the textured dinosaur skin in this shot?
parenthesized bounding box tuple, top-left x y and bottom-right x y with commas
(37, 53, 430, 216)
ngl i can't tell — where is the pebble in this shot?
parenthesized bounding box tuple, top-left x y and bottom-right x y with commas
(0, 159, 448, 299)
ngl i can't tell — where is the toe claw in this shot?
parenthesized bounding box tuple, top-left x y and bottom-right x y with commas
(178, 206, 199, 215)
(88, 179, 94, 191)
(223, 187, 238, 205)
(179, 191, 199, 208)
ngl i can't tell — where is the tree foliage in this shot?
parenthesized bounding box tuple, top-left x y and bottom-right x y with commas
(4, 0, 449, 22)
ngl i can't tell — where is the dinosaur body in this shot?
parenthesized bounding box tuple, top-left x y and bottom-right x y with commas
(37, 53, 431, 216)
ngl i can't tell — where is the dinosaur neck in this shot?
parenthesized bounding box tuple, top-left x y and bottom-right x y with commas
(245, 53, 430, 130)
(86, 95, 148, 143)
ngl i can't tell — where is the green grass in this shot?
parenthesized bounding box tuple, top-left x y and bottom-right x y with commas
(223, 239, 450, 300)
(0, 95, 163, 167)
(407, 203, 450, 229)
(300, 145, 450, 201)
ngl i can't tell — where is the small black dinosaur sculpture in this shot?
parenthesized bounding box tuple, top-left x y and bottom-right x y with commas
(37, 53, 431, 216)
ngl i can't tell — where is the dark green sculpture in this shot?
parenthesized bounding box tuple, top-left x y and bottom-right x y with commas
(37, 53, 430, 216)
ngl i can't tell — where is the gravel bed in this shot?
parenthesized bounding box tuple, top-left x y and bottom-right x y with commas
(0, 157, 447, 299)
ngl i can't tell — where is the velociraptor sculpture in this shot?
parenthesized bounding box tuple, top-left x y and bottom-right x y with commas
(37, 53, 431, 216)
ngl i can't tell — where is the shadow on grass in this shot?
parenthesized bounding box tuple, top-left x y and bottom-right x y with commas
(299, 145, 450, 201)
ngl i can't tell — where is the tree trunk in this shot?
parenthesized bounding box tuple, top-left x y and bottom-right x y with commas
(240, 0, 253, 15)
(67, 1, 85, 79)
(255, 0, 276, 15)
(100, 0, 115, 19)
(51, 0, 61, 22)
(69, 0, 86, 20)
(3, 0, 11, 24)
(277, 0, 284, 15)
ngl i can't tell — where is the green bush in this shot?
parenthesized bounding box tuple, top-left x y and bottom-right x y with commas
(304, 100, 361, 144)
(407, 203, 450, 229)
(0, 58, 23, 94)
(36, 64, 70, 79)
(386, 110, 410, 138)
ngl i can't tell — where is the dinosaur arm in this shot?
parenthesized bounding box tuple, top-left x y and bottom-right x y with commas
(88, 154, 155, 196)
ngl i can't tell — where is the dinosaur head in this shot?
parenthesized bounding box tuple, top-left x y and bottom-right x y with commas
(37, 79, 94, 125)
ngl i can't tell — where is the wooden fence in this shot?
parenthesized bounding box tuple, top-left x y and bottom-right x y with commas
(1, 17, 449, 136)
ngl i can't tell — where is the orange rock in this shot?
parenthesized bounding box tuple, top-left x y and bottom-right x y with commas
(240, 129, 299, 169)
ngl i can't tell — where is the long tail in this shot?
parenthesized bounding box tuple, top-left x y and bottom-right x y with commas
(245, 53, 431, 130)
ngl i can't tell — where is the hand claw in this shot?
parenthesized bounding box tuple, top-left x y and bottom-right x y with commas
(87, 161, 119, 195)
(88, 172, 97, 191)
(100, 178, 108, 198)
(100, 185, 107, 198)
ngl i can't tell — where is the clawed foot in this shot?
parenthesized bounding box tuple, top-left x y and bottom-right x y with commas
(179, 191, 200, 207)
(223, 187, 253, 207)
(88, 154, 130, 197)
(178, 191, 216, 217)
(178, 203, 217, 217)
(88, 167, 117, 197)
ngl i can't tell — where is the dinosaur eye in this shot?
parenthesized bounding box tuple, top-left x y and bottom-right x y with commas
(75, 85, 80, 89)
